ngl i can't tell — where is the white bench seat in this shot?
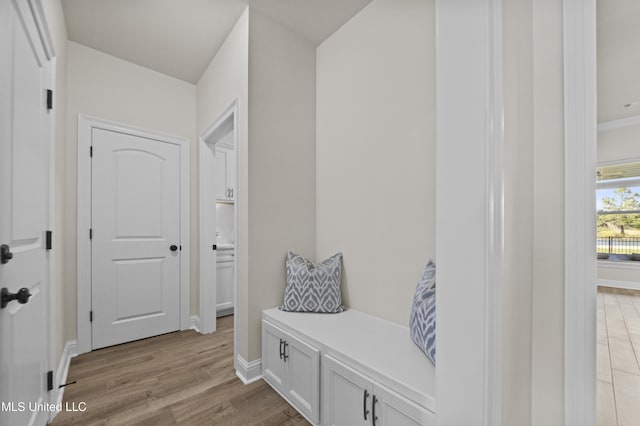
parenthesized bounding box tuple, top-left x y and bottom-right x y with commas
(262, 307, 436, 416)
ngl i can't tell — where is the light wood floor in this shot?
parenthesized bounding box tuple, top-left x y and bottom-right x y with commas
(598, 287, 640, 426)
(49, 315, 309, 425)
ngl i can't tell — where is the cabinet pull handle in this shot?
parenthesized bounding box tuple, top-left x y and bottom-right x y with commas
(279, 338, 284, 360)
(363, 389, 370, 420)
(372, 395, 378, 426)
(230, 188, 233, 198)
(283, 341, 289, 362)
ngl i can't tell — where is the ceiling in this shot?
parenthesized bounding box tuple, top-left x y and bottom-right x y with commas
(598, 0, 640, 123)
(61, 0, 371, 84)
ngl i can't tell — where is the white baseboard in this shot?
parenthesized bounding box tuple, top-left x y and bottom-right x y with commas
(190, 315, 201, 332)
(49, 339, 78, 423)
(236, 355, 262, 384)
(598, 279, 640, 292)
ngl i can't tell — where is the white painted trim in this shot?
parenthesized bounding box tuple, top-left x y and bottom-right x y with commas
(29, 0, 55, 60)
(76, 115, 190, 354)
(435, 0, 503, 424)
(53, 341, 77, 406)
(598, 114, 640, 133)
(235, 355, 262, 385)
(190, 315, 201, 333)
(598, 260, 640, 270)
(563, 0, 597, 425)
(199, 99, 238, 335)
(597, 156, 640, 168)
(598, 280, 640, 292)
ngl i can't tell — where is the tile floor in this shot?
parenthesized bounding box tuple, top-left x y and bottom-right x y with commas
(597, 286, 640, 426)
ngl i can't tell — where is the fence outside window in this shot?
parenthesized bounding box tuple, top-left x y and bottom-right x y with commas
(596, 237, 640, 254)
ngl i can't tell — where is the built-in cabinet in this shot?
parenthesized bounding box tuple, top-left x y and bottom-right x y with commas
(261, 308, 436, 426)
(324, 355, 433, 426)
(214, 143, 236, 201)
(216, 246, 234, 316)
(262, 321, 320, 424)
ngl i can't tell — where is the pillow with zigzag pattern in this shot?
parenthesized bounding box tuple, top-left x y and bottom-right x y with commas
(280, 251, 344, 313)
(409, 259, 436, 365)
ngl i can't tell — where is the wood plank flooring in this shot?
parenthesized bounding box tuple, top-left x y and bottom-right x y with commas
(49, 315, 309, 426)
(598, 287, 640, 426)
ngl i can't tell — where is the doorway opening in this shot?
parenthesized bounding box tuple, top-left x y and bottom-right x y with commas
(199, 99, 239, 371)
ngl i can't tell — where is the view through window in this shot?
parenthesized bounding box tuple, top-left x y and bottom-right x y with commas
(597, 161, 640, 257)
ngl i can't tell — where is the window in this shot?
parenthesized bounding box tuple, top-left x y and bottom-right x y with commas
(597, 161, 640, 256)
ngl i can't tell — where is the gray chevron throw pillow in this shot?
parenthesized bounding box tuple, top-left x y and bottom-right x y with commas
(409, 259, 436, 365)
(281, 251, 345, 313)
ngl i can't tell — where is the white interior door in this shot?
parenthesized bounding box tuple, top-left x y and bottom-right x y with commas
(0, 1, 50, 425)
(91, 128, 181, 349)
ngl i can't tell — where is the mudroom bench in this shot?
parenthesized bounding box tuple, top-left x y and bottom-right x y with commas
(262, 308, 436, 426)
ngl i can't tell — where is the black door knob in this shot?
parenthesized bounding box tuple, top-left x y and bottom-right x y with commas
(1, 244, 13, 264)
(1, 287, 31, 309)
(170, 245, 178, 252)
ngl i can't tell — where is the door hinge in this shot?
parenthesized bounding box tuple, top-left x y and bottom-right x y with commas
(90, 310, 93, 322)
(45, 230, 52, 250)
(90, 146, 93, 157)
(47, 370, 53, 391)
(89, 228, 93, 239)
(212, 244, 217, 251)
(46, 89, 53, 110)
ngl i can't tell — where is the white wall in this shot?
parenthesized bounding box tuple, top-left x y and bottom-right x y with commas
(65, 41, 197, 340)
(41, 0, 68, 373)
(531, 0, 566, 423)
(316, 0, 435, 326)
(246, 9, 317, 361)
(196, 8, 249, 356)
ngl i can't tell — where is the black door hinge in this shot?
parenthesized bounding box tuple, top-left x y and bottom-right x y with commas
(90, 146, 93, 157)
(46, 90, 53, 110)
(212, 244, 217, 251)
(90, 310, 93, 322)
(45, 230, 52, 250)
(47, 370, 53, 391)
(89, 228, 92, 240)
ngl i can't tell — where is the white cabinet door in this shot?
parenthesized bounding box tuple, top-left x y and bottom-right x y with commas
(214, 145, 230, 200)
(262, 320, 320, 424)
(373, 382, 435, 426)
(214, 145, 235, 201)
(285, 334, 320, 424)
(225, 147, 236, 201)
(215, 256, 233, 315)
(262, 321, 287, 393)
(324, 355, 371, 426)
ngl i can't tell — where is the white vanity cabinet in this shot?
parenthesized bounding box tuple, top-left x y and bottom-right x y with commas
(262, 308, 436, 426)
(262, 321, 320, 424)
(214, 143, 236, 201)
(215, 246, 234, 316)
(324, 355, 434, 426)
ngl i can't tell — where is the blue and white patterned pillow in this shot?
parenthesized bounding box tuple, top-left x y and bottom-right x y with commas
(409, 259, 436, 365)
(281, 251, 345, 313)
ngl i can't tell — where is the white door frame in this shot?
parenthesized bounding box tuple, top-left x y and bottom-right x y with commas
(199, 99, 238, 356)
(435, 1, 503, 424)
(76, 115, 190, 355)
(563, 0, 597, 424)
